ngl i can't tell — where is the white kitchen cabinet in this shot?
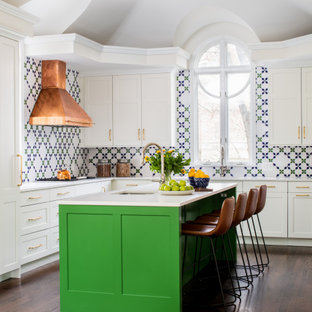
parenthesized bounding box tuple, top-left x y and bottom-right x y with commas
(242, 181, 288, 238)
(141, 73, 173, 145)
(83, 73, 175, 147)
(269, 67, 312, 145)
(288, 182, 312, 238)
(113, 74, 142, 146)
(82, 76, 113, 147)
(0, 35, 20, 276)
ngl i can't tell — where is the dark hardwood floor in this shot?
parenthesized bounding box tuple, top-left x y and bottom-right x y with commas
(0, 246, 312, 312)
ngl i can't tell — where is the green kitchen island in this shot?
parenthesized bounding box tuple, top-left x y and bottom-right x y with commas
(59, 182, 236, 312)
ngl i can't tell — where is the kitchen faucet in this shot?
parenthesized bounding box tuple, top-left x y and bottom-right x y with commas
(220, 145, 227, 177)
(141, 142, 165, 184)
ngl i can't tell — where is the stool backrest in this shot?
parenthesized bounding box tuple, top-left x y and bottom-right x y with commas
(243, 188, 258, 220)
(211, 197, 235, 236)
(231, 192, 247, 227)
(255, 185, 267, 214)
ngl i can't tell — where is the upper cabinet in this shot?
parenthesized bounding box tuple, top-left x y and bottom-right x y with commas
(269, 67, 312, 145)
(82, 72, 175, 148)
(82, 76, 113, 147)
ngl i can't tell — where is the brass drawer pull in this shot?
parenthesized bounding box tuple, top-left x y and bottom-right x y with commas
(109, 129, 112, 141)
(298, 126, 301, 139)
(138, 128, 141, 140)
(125, 183, 138, 186)
(296, 194, 310, 197)
(255, 185, 276, 188)
(303, 126, 306, 139)
(28, 216, 43, 221)
(102, 186, 106, 192)
(296, 186, 310, 189)
(28, 196, 42, 200)
(143, 128, 145, 140)
(28, 244, 42, 250)
(57, 192, 70, 196)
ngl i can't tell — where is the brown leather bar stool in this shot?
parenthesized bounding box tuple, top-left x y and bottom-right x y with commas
(251, 185, 269, 267)
(182, 197, 236, 310)
(189, 193, 251, 290)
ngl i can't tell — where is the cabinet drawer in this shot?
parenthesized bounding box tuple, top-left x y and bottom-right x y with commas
(243, 181, 287, 193)
(21, 230, 49, 264)
(20, 203, 49, 235)
(288, 182, 312, 193)
(111, 179, 151, 191)
(50, 186, 76, 201)
(50, 226, 59, 253)
(20, 190, 50, 206)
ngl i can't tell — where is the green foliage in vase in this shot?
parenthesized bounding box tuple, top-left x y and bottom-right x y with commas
(145, 149, 191, 178)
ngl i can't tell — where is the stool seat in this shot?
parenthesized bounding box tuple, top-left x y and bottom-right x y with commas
(182, 223, 216, 236)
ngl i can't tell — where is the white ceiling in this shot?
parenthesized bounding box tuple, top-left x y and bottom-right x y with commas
(5, 0, 312, 48)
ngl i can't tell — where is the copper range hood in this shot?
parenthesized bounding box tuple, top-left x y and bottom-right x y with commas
(29, 60, 92, 127)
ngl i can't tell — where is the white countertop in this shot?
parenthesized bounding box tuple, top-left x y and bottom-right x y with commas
(59, 182, 237, 207)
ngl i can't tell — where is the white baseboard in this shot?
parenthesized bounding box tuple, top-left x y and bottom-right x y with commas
(239, 236, 312, 247)
(0, 268, 21, 282)
(21, 253, 59, 274)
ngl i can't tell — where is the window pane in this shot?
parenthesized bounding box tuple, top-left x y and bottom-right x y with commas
(198, 86, 220, 163)
(227, 73, 250, 97)
(227, 43, 250, 66)
(198, 74, 220, 97)
(198, 44, 220, 67)
(228, 85, 251, 163)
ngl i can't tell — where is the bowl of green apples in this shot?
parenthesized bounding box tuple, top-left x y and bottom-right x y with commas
(158, 179, 194, 195)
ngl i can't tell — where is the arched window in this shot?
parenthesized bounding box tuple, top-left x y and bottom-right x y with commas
(194, 39, 253, 165)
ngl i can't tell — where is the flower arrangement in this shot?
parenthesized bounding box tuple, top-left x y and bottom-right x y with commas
(144, 149, 191, 182)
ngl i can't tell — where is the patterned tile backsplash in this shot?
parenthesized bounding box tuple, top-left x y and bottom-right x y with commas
(23, 59, 312, 182)
(24, 58, 88, 182)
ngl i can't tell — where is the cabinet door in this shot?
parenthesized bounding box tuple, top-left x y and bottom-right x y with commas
(269, 68, 301, 145)
(240, 193, 288, 238)
(302, 68, 312, 145)
(82, 76, 113, 147)
(113, 75, 141, 146)
(141, 73, 173, 146)
(0, 189, 19, 275)
(288, 193, 312, 238)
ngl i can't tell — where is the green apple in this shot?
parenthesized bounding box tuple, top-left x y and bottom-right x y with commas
(186, 185, 194, 190)
(159, 183, 166, 191)
(164, 185, 171, 191)
(179, 186, 186, 191)
(179, 180, 186, 187)
(169, 179, 177, 186)
(172, 185, 180, 191)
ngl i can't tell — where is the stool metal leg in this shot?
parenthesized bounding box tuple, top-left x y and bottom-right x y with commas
(257, 214, 270, 266)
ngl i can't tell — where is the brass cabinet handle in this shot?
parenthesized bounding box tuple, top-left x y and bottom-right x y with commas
(296, 186, 310, 189)
(255, 185, 276, 188)
(17, 154, 23, 186)
(57, 192, 70, 196)
(138, 128, 141, 140)
(143, 128, 145, 140)
(28, 196, 42, 200)
(28, 216, 43, 221)
(298, 126, 301, 139)
(296, 194, 310, 197)
(126, 183, 138, 186)
(109, 129, 112, 141)
(303, 126, 306, 139)
(102, 186, 106, 192)
(28, 244, 42, 250)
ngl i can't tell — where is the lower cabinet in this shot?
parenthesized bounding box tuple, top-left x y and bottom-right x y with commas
(288, 194, 312, 238)
(241, 181, 288, 238)
(19, 181, 111, 266)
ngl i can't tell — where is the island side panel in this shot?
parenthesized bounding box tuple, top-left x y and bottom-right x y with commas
(59, 204, 181, 312)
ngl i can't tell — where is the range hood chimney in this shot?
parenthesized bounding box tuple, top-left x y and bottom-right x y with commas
(29, 60, 92, 127)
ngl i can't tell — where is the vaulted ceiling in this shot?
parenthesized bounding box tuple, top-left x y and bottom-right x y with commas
(4, 0, 312, 48)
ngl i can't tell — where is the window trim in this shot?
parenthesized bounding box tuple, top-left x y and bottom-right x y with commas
(190, 37, 256, 167)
